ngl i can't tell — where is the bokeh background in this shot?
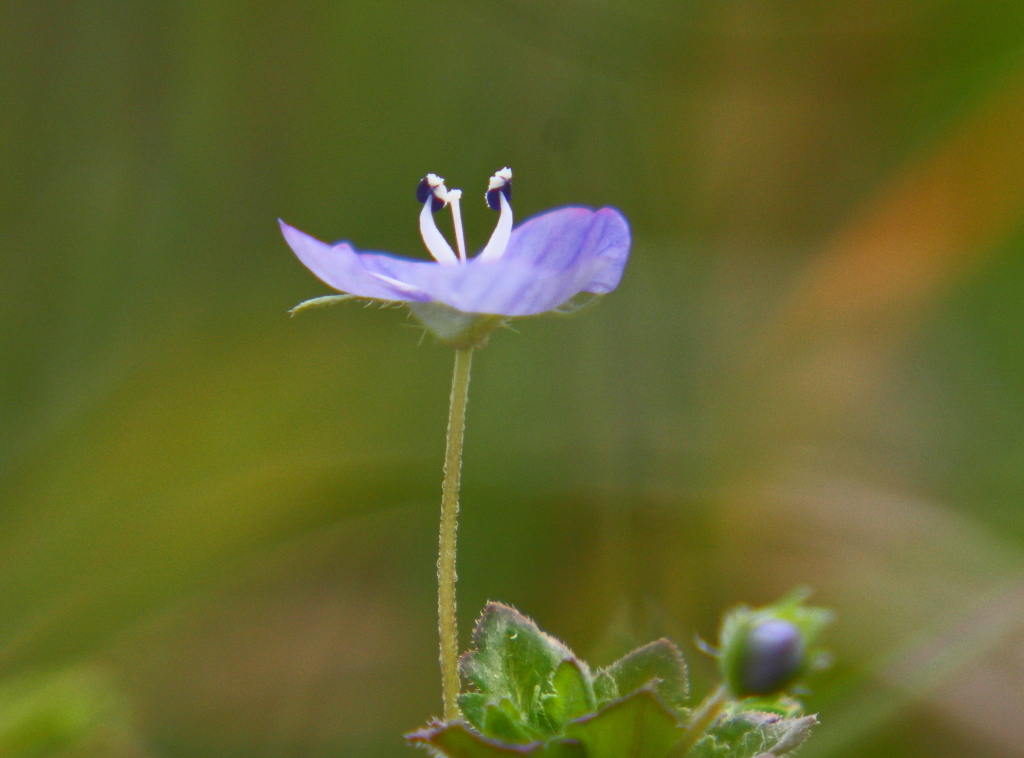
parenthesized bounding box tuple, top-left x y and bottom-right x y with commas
(3, 1, 1024, 756)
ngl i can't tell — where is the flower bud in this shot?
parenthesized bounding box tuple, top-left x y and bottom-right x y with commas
(718, 591, 832, 699)
(729, 619, 804, 696)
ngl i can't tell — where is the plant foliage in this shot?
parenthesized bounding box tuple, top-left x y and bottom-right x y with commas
(409, 602, 821, 758)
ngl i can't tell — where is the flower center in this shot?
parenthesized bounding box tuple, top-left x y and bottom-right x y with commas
(416, 169, 514, 265)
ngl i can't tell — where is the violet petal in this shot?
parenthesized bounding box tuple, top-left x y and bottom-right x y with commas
(280, 205, 630, 317)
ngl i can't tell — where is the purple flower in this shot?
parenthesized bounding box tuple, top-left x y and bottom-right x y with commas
(280, 169, 630, 346)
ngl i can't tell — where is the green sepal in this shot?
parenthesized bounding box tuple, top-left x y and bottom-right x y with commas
(407, 722, 584, 758)
(288, 294, 357, 315)
(601, 639, 689, 714)
(289, 294, 504, 348)
(407, 302, 505, 349)
(460, 603, 574, 734)
(562, 688, 683, 758)
(551, 293, 600, 315)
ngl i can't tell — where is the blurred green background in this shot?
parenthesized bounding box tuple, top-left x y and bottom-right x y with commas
(3, 1, 1024, 756)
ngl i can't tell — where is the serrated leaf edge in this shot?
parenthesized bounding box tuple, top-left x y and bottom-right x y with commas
(600, 637, 690, 708)
(406, 720, 544, 757)
(565, 683, 683, 730)
(465, 603, 572, 659)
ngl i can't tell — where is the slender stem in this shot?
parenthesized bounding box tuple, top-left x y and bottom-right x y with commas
(673, 685, 729, 756)
(438, 346, 473, 721)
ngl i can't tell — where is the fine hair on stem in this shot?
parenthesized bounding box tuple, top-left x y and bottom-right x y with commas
(437, 346, 473, 720)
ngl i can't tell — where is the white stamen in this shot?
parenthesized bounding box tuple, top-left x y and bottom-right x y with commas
(478, 190, 513, 261)
(369, 271, 423, 295)
(446, 189, 467, 262)
(425, 173, 447, 193)
(419, 195, 459, 266)
(487, 167, 513, 191)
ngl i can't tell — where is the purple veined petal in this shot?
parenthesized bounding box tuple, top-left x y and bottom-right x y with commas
(353, 257, 569, 315)
(500, 206, 631, 293)
(355, 207, 629, 316)
(279, 220, 431, 302)
(442, 257, 608, 315)
(281, 205, 631, 317)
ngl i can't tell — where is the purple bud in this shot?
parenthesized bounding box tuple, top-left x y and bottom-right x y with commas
(735, 619, 805, 696)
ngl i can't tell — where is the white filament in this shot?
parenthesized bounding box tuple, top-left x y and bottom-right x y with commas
(419, 196, 458, 265)
(370, 271, 422, 295)
(478, 190, 513, 261)
(446, 189, 467, 262)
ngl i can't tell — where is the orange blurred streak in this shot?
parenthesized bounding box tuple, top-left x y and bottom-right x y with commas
(730, 62, 1024, 755)
(784, 66, 1024, 337)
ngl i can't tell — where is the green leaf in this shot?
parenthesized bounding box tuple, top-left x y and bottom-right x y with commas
(710, 711, 774, 755)
(542, 659, 595, 728)
(483, 702, 535, 744)
(684, 737, 730, 758)
(539, 741, 588, 758)
(685, 712, 816, 758)
(762, 715, 816, 755)
(563, 689, 682, 758)
(414, 601, 821, 758)
(459, 693, 488, 733)
(592, 671, 618, 707)
(730, 696, 802, 719)
(602, 639, 689, 713)
(407, 723, 584, 758)
(461, 604, 575, 729)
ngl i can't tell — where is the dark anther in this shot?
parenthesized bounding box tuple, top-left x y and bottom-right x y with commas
(486, 180, 512, 211)
(417, 177, 445, 212)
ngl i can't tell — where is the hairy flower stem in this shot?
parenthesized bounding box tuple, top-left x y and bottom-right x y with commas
(673, 684, 729, 756)
(438, 346, 473, 721)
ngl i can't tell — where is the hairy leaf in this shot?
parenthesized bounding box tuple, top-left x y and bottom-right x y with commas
(461, 604, 574, 728)
(591, 671, 617, 706)
(483, 702, 535, 744)
(602, 639, 689, 713)
(407, 722, 584, 758)
(542, 659, 595, 728)
(685, 712, 816, 758)
(459, 693, 488, 733)
(563, 689, 682, 758)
